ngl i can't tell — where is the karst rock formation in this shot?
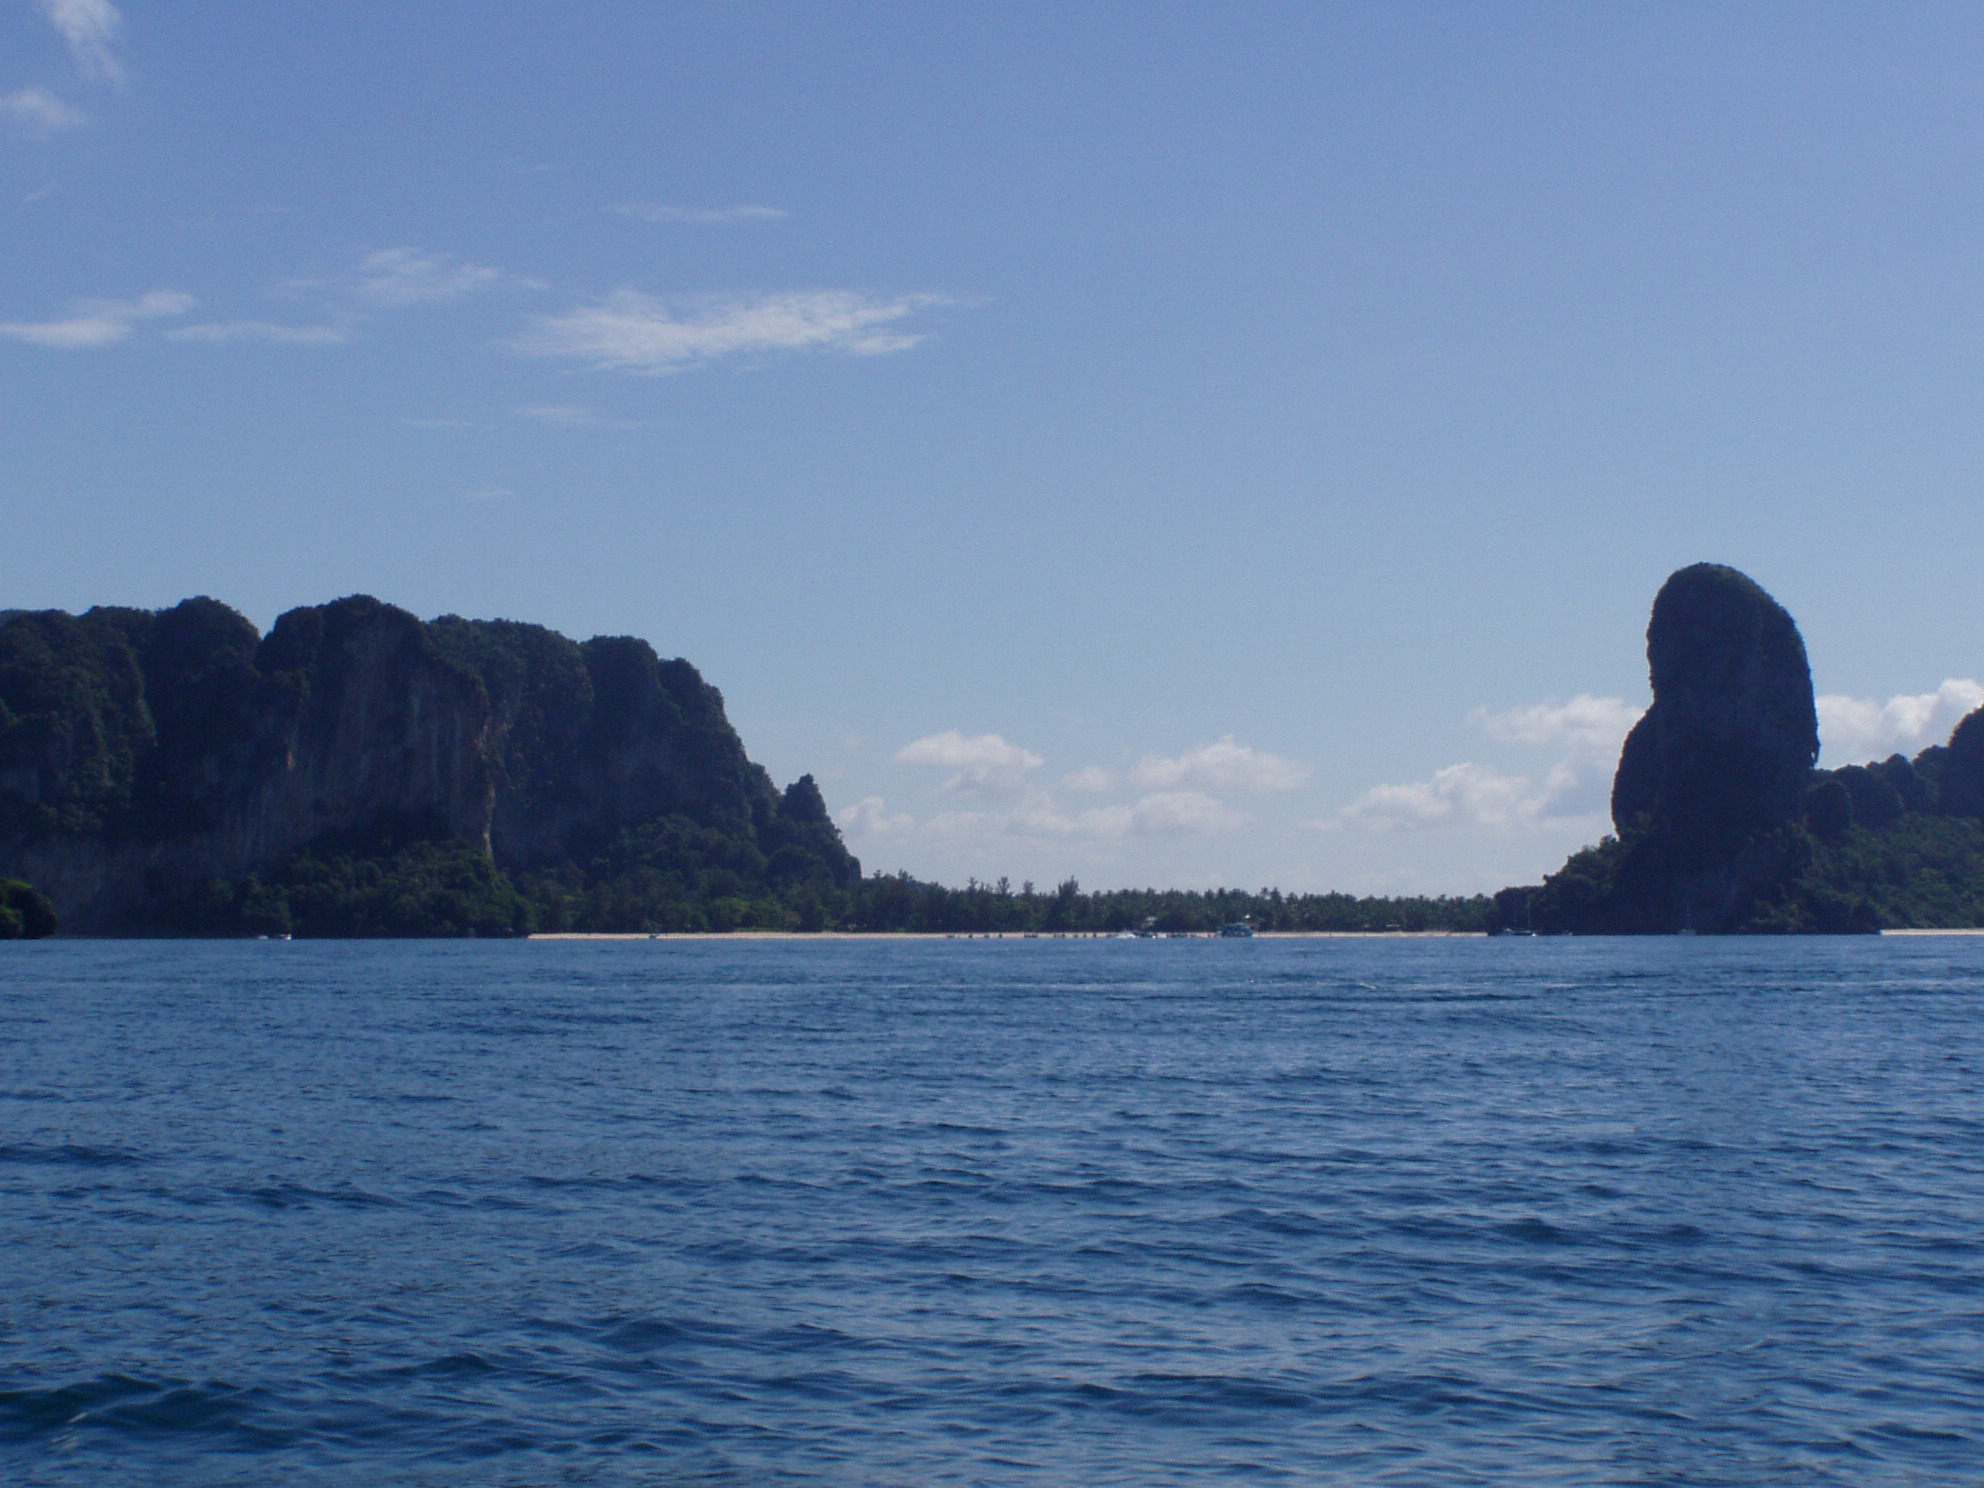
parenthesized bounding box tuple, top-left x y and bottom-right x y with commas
(0, 595, 859, 932)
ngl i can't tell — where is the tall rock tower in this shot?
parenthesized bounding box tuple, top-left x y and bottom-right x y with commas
(1605, 564, 1818, 929)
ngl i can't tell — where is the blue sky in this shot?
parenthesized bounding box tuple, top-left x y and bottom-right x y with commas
(7, 2, 1984, 894)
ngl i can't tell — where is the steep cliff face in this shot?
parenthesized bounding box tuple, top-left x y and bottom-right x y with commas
(247, 597, 499, 861)
(0, 595, 859, 931)
(1513, 564, 1823, 933)
(1611, 563, 1818, 861)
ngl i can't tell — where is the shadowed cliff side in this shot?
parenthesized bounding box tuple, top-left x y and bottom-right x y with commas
(0, 596, 859, 933)
(1498, 564, 1984, 933)
(1601, 564, 1819, 931)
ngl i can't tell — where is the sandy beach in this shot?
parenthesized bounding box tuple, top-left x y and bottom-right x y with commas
(526, 930, 1490, 940)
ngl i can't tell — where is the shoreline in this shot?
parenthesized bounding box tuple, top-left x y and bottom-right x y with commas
(526, 930, 1490, 941)
(524, 928, 1984, 941)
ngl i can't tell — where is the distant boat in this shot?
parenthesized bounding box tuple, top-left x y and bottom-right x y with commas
(1219, 922, 1254, 938)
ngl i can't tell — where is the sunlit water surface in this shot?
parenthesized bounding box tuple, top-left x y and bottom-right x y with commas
(3, 936, 1983, 1486)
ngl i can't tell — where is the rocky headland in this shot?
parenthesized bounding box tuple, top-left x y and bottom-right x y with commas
(1496, 563, 1984, 933)
(0, 596, 859, 935)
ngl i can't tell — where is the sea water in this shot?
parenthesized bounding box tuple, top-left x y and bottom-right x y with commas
(3, 936, 1982, 1486)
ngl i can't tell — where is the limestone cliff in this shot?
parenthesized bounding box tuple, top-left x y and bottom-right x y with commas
(1504, 564, 1824, 933)
(0, 596, 858, 932)
(1604, 564, 1819, 928)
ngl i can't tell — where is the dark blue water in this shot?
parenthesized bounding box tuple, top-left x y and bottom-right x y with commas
(3, 937, 1983, 1485)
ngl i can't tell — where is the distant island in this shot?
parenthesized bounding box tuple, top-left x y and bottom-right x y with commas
(8, 575, 1980, 938)
(1492, 564, 1984, 933)
(0, 596, 1486, 937)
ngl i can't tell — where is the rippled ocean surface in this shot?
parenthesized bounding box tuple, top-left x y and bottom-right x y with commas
(5, 937, 1984, 1485)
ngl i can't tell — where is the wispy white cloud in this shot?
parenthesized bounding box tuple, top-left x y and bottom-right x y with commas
(841, 796, 915, 838)
(1817, 679, 1984, 766)
(274, 248, 531, 314)
(1132, 736, 1309, 794)
(1329, 679, 1984, 835)
(843, 789, 1248, 848)
(38, 0, 123, 86)
(2, 85, 86, 133)
(166, 320, 348, 345)
(1329, 762, 1583, 833)
(511, 403, 646, 430)
(614, 203, 789, 226)
(851, 728, 1268, 858)
(0, 288, 191, 348)
(1326, 694, 1637, 834)
(1115, 791, 1250, 837)
(1469, 694, 1643, 752)
(348, 247, 511, 308)
(972, 790, 1249, 842)
(515, 289, 946, 373)
(896, 731, 1044, 799)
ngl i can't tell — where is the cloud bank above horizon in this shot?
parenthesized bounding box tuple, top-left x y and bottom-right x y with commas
(845, 679, 1984, 882)
(844, 729, 1291, 862)
(1322, 679, 1984, 842)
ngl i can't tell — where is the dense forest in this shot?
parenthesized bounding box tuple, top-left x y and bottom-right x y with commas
(166, 841, 1492, 938)
(0, 878, 57, 939)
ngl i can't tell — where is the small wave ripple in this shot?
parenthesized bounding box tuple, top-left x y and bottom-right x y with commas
(3, 936, 1984, 1485)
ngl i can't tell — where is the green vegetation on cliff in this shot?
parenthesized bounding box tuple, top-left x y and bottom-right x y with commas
(0, 878, 58, 939)
(0, 595, 1493, 938)
(1499, 564, 1984, 934)
(0, 596, 859, 935)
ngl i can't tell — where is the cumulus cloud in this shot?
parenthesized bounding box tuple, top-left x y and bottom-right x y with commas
(895, 731, 1043, 799)
(847, 730, 1268, 859)
(166, 320, 348, 345)
(39, 0, 123, 86)
(3, 85, 86, 132)
(1060, 766, 1114, 793)
(1817, 679, 1984, 766)
(1118, 791, 1250, 837)
(515, 289, 945, 373)
(1132, 736, 1309, 794)
(839, 796, 915, 838)
(614, 203, 788, 225)
(1469, 694, 1643, 752)
(1332, 762, 1584, 833)
(1327, 693, 1639, 834)
(0, 288, 191, 347)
